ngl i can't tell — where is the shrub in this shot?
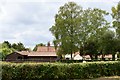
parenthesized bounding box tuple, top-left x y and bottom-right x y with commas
(59, 60, 83, 63)
(1, 61, 120, 79)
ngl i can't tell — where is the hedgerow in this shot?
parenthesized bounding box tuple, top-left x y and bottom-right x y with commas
(1, 61, 120, 79)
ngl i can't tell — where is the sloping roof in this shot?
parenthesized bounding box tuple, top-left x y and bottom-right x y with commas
(83, 55, 91, 59)
(16, 51, 57, 57)
(28, 52, 57, 57)
(18, 51, 29, 55)
(37, 46, 56, 52)
(15, 46, 57, 57)
(74, 54, 83, 60)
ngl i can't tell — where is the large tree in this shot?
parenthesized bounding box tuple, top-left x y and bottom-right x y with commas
(50, 2, 110, 60)
(111, 2, 120, 59)
(112, 2, 120, 39)
(98, 30, 118, 60)
(50, 2, 82, 59)
(79, 8, 109, 60)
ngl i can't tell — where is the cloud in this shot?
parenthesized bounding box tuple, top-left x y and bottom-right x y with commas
(1, 0, 119, 3)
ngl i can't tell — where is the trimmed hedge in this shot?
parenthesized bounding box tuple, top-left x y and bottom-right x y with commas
(59, 60, 83, 63)
(1, 61, 120, 79)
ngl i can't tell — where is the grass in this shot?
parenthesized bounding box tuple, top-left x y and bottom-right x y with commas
(93, 76, 120, 80)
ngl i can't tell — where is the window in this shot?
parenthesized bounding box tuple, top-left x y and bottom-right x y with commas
(17, 56, 22, 60)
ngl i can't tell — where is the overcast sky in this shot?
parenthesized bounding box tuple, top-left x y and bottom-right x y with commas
(0, 0, 119, 49)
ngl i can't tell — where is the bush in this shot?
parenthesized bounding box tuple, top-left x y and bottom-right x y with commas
(59, 60, 83, 63)
(1, 61, 120, 79)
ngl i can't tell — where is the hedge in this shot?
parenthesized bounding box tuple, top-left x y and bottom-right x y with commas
(1, 61, 120, 79)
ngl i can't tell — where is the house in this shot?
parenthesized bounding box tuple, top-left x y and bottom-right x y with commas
(82, 54, 118, 60)
(64, 53, 118, 61)
(98, 54, 118, 60)
(6, 43, 57, 62)
(65, 52, 83, 60)
(6, 51, 57, 62)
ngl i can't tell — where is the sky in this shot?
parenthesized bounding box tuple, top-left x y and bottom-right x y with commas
(0, 0, 119, 49)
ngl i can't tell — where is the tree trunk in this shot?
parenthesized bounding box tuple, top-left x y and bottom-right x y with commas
(90, 55, 93, 60)
(102, 54, 105, 61)
(70, 53, 72, 60)
(112, 53, 115, 61)
(95, 55, 98, 60)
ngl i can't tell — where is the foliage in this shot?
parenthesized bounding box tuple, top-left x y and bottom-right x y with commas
(110, 2, 120, 59)
(112, 2, 120, 39)
(50, 2, 110, 59)
(1, 41, 11, 48)
(80, 40, 98, 59)
(2, 61, 120, 79)
(79, 8, 109, 45)
(0, 41, 29, 60)
(78, 8, 110, 59)
(0, 41, 14, 60)
(11, 42, 26, 51)
(98, 30, 118, 60)
(0, 48, 14, 60)
(50, 2, 83, 59)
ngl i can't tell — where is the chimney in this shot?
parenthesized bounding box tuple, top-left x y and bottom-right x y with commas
(47, 42, 50, 51)
(47, 42, 50, 47)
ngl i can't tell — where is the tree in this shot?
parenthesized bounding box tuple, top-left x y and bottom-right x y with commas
(111, 2, 120, 60)
(0, 48, 14, 60)
(81, 39, 98, 60)
(0, 41, 29, 60)
(0, 41, 14, 60)
(50, 2, 82, 59)
(2, 41, 11, 48)
(112, 1, 120, 38)
(17, 42, 26, 51)
(33, 43, 45, 51)
(12, 42, 26, 51)
(98, 30, 117, 60)
(78, 8, 109, 60)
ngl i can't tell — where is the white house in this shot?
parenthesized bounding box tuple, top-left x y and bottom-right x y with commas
(65, 53, 83, 60)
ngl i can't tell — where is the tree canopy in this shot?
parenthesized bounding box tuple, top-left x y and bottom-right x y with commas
(50, 2, 83, 59)
(112, 2, 120, 39)
(50, 2, 115, 60)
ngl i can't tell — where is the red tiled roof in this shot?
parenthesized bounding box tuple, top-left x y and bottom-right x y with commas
(16, 46, 57, 57)
(37, 46, 56, 52)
